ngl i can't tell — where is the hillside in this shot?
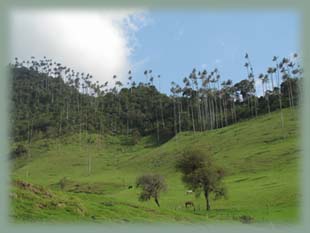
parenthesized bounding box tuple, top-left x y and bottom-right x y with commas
(10, 107, 300, 223)
(10, 63, 301, 145)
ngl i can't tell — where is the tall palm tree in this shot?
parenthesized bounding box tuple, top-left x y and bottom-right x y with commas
(200, 69, 209, 131)
(157, 75, 165, 128)
(144, 70, 148, 85)
(188, 71, 197, 133)
(115, 80, 123, 133)
(182, 77, 192, 131)
(170, 82, 178, 136)
(126, 70, 132, 136)
(244, 53, 258, 117)
(215, 70, 224, 128)
(273, 56, 284, 129)
(267, 67, 275, 91)
(210, 71, 219, 129)
(148, 71, 160, 144)
(259, 73, 270, 114)
(175, 84, 183, 133)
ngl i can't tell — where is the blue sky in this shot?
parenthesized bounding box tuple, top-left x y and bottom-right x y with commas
(129, 10, 300, 95)
(11, 9, 300, 96)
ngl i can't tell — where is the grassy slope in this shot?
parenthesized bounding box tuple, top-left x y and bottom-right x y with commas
(11, 107, 301, 223)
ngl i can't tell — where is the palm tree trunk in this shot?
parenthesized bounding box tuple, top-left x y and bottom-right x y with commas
(270, 73, 274, 91)
(190, 100, 196, 133)
(173, 97, 177, 136)
(223, 96, 228, 126)
(210, 96, 214, 130)
(232, 97, 237, 123)
(160, 98, 165, 128)
(178, 99, 182, 133)
(214, 96, 219, 129)
(66, 93, 69, 122)
(186, 99, 191, 131)
(275, 69, 284, 129)
(201, 99, 206, 131)
(204, 96, 209, 130)
(288, 79, 294, 108)
(187, 89, 195, 133)
(126, 96, 129, 137)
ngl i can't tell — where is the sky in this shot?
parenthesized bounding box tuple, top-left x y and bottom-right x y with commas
(10, 9, 300, 96)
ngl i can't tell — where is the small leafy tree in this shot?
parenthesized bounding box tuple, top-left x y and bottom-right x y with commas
(136, 174, 167, 207)
(176, 149, 226, 211)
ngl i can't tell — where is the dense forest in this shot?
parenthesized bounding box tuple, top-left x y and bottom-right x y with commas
(10, 53, 302, 144)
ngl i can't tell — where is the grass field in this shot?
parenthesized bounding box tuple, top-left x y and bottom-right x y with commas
(10, 107, 301, 224)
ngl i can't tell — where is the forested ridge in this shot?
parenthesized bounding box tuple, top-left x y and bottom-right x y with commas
(10, 53, 302, 143)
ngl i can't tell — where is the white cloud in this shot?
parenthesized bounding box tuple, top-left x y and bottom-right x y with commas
(10, 9, 148, 86)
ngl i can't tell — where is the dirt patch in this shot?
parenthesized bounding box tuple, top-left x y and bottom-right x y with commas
(13, 180, 53, 198)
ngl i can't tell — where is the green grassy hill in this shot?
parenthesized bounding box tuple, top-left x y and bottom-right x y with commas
(10, 107, 300, 224)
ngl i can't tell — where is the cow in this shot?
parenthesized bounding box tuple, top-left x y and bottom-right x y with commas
(128, 185, 133, 189)
(185, 201, 195, 210)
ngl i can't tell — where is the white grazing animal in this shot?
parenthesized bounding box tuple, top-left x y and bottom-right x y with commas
(186, 190, 193, 195)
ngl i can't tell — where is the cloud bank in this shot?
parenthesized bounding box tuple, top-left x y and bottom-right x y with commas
(10, 9, 148, 85)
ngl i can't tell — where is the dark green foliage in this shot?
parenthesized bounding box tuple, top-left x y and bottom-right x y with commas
(87, 137, 95, 144)
(239, 215, 255, 224)
(176, 149, 226, 210)
(158, 127, 175, 144)
(11, 144, 28, 159)
(136, 174, 167, 207)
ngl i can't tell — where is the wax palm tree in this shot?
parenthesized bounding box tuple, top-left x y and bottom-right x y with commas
(182, 77, 193, 131)
(170, 82, 178, 136)
(244, 53, 258, 117)
(273, 56, 285, 129)
(200, 69, 209, 130)
(157, 74, 165, 128)
(144, 70, 148, 85)
(188, 70, 197, 133)
(259, 73, 270, 114)
(175, 84, 183, 133)
(215, 70, 224, 128)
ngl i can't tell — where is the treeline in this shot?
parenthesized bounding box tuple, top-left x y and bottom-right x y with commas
(10, 53, 302, 144)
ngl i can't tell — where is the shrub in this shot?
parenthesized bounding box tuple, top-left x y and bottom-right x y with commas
(239, 215, 255, 224)
(11, 144, 27, 159)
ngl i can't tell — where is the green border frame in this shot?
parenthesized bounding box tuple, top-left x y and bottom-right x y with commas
(0, 1, 309, 232)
